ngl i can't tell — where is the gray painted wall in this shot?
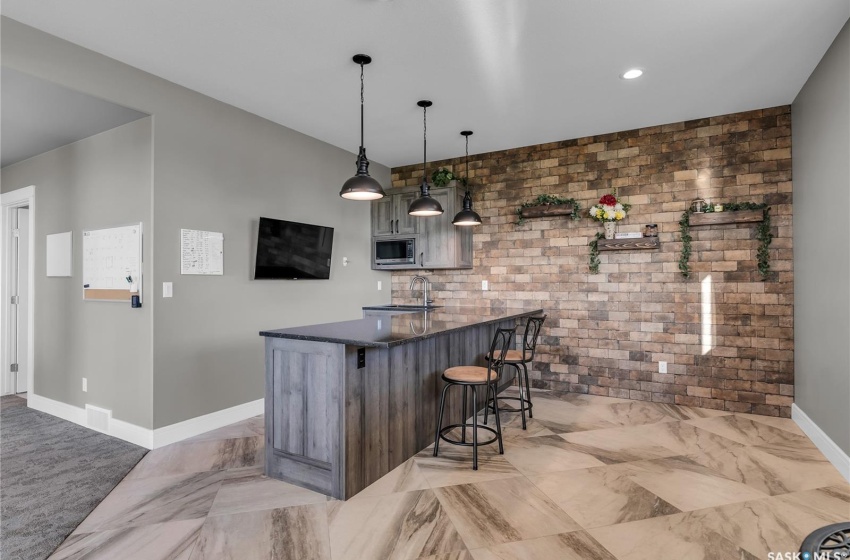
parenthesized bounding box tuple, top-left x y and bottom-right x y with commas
(792, 19, 850, 455)
(2, 17, 391, 429)
(1, 119, 154, 428)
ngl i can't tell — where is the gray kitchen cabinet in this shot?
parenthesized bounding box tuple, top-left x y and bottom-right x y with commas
(372, 184, 472, 270)
(371, 192, 420, 237)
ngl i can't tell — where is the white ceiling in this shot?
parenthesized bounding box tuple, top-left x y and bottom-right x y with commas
(2, 1, 848, 168)
(1, 67, 148, 167)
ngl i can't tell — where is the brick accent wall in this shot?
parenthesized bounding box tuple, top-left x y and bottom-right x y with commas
(390, 106, 794, 417)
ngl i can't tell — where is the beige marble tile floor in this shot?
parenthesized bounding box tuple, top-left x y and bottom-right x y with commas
(49, 389, 849, 560)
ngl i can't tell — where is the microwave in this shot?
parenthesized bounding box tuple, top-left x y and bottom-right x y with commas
(373, 236, 417, 266)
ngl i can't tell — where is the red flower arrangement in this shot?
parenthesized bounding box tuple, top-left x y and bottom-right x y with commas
(599, 194, 618, 206)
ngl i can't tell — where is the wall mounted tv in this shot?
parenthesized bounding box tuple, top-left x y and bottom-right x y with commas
(254, 217, 334, 280)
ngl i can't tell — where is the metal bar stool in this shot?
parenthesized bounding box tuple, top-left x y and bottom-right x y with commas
(433, 327, 517, 470)
(487, 315, 547, 430)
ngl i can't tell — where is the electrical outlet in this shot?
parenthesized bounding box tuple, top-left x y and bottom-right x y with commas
(82, 378, 88, 392)
(482, 280, 489, 291)
(377, 281, 382, 291)
(659, 361, 668, 374)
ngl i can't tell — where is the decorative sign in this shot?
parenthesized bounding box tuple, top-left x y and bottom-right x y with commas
(180, 229, 224, 275)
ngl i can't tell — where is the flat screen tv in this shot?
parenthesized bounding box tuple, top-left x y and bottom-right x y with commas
(254, 217, 334, 280)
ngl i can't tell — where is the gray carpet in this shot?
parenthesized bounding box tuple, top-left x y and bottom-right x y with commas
(1, 395, 147, 560)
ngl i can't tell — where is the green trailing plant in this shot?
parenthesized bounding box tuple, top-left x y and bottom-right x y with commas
(588, 232, 605, 273)
(431, 168, 457, 187)
(678, 202, 772, 279)
(515, 194, 581, 225)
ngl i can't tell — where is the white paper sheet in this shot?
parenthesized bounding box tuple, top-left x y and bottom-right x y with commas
(180, 229, 224, 275)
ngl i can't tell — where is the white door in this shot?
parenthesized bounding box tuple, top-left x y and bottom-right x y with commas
(15, 207, 30, 393)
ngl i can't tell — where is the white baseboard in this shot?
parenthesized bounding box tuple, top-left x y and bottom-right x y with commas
(27, 393, 264, 451)
(28, 394, 85, 424)
(792, 403, 850, 482)
(28, 393, 152, 449)
(152, 398, 264, 449)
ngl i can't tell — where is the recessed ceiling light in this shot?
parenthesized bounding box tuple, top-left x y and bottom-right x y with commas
(621, 68, 644, 80)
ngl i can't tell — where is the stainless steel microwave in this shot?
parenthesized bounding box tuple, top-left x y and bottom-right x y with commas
(373, 236, 417, 267)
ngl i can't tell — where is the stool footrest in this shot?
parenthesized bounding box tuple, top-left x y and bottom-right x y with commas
(490, 395, 533, 414)
(438, 423, 500, 447)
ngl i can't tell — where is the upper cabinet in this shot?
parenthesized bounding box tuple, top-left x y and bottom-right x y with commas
(371, 184, 472, 270)
(372, 191, 419, 236)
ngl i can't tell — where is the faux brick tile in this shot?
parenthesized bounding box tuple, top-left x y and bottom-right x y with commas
(389, 105, 793, 416)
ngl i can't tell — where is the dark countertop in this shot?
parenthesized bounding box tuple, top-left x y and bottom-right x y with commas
(259, 306, 544, 348)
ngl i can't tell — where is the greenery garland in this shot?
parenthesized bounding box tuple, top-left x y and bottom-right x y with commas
(678, 202, 772, 279)
(588, 232, 604, 273)
(515, 194, 580, 225)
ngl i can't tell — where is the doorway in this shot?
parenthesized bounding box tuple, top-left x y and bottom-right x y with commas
(1, 186, 35, 397)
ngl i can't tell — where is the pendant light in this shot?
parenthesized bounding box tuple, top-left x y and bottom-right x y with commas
(339, 54, 386, 201)
(408, 100, 444, 216)
(452, 130, 482, 226)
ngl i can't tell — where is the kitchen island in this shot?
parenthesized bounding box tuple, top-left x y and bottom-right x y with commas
(260, 306, 543, 499)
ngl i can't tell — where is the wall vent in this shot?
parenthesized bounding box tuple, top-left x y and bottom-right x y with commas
(85, 404, 111, 434)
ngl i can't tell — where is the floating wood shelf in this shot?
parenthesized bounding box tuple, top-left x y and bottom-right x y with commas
(689, 209, 764, 226)
(597, 237, 660, 251)
(519, 204, 575, 219)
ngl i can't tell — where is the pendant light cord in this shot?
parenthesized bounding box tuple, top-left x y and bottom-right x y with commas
(422, 104, 427, 178)
(465, 134, 471, 197)
(359, 62, 365, 149)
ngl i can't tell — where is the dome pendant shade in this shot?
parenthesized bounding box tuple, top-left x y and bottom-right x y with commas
(409, 100, 443, 216)
(452, 190, 482, 225)
(409, 179, 443, 216)
(340, 147, 385, 200)
(340, 54, 385, 201)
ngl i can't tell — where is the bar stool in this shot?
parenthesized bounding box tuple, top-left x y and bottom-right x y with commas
(487, 315, 547, 430)
(433, 327, 517, 470)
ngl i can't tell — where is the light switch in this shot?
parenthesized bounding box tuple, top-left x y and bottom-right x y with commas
(163, 282, 173, 298)
(482, 280, 489, 291)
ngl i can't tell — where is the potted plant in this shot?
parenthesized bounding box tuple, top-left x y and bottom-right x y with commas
(431, 168, 457, 187)
(589, 193, 631, 239)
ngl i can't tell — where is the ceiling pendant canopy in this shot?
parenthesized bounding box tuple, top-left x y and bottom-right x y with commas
(408, 100, 444, 217)
(452, 130, 482, 226)
(339, 54, 386, 201)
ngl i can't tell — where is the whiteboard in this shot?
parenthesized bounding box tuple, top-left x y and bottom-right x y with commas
(82, 223, 142, 302)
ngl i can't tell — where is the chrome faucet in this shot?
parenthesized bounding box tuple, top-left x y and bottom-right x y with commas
(409, 275, 433, 308)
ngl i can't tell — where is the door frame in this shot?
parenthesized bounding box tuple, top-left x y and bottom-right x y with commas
(1, 186, 36, 397)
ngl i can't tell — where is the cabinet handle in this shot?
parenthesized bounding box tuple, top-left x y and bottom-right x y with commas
(395, 219, 399, 233)
(420, 252, 424, 267)
(389, 219, 393, 233)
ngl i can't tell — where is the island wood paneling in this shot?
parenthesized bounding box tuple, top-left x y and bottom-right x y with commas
(266, 317, 524, 500)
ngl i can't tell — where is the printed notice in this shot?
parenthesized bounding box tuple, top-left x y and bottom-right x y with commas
(180, 229, 224, 275)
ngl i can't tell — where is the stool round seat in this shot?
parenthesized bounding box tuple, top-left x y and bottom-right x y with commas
(485, 349, 524, 363)
(444, 366, 499, 383)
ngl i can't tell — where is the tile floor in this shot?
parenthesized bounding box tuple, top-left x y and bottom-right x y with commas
(49, 390, 849, 560)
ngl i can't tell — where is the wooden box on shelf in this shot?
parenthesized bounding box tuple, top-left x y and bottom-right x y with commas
(519, 204, 575, 220)
(597, 237, 660, 251)
(689, 209, 763, 227)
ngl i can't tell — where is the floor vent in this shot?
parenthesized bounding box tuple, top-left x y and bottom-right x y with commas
(85, 404, 112, 433)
